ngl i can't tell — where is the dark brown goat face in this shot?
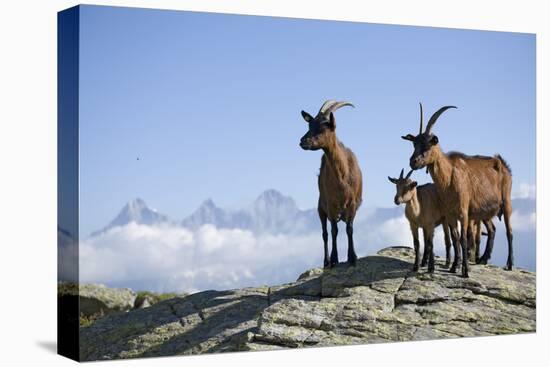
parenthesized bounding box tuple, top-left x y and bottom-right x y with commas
(388, 169, 417, 205)
(401, 104, 456, 170)
(403, 133, 439, 170)
(299, 111, 336, 151)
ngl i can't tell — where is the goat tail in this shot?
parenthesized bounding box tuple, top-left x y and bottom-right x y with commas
(495, 154, 512, 176)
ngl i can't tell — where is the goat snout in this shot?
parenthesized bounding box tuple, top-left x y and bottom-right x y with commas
(300, 137, 312, 150)
(410, 157, 422, 170)
(394, 196, 400, 205)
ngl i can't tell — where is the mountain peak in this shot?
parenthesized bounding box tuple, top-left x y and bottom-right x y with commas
(254, 189, 297, 209)
(255, 189, 296, 206)
(128, 197, 147, 206)
(90, 198, 170, 237)
(200, 198, 216, 209)
(181, 189, 302, 233)
(256, 189, 284, 201)
(125, 198, 149, 212)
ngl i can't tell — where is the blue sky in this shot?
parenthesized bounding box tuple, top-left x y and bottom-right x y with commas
(78, 5, 535, 236)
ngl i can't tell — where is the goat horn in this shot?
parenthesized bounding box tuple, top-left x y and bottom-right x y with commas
(318, 100, 355, 117)
(405, 169, 413, 179)
(399, 168, 404, 180)
(425, 106, 457, 134)
(419, 102, 424, 134)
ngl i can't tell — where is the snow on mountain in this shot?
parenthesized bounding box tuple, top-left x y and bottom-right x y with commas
(181, 198, 252, 230)
(90, 198, 170, 237)
(249, 189, 317, 234)
(181, 189, 317, 234)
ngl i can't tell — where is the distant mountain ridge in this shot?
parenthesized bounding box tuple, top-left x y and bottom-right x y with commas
(89, 191, 536, 249)
(90, 198, 171, 237)
(181, 189, 318, 234)
(90, 190, 319, 237)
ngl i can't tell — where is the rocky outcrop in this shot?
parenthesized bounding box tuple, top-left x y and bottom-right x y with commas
(58, 282, 136, 317)
(79, 247, 536, 361)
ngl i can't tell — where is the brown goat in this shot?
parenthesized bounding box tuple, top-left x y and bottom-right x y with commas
(402, 103, 513, 277)
(388, 169, 459, 272)
(300, 100, 363, 268)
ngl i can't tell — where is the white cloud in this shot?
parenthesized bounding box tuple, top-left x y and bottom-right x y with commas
(79, 223, 321, 293)
(376, 215, 412, 247)
(361, 214, 450, 257)
(75, 205, 537, 293)
(513, 183, 536, 200)
(510, 210, 536, 232)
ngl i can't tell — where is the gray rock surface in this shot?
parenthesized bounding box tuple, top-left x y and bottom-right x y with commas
(79, 247, 536, 360)
(58, 282, 136, 317)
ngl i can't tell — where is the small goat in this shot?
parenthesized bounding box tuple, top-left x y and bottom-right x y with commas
(388, 169, 458, 272)
(402, 103, 513, 277)
(300, 100, 363, 268)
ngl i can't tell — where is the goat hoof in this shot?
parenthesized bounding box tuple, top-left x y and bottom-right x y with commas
(329, 253, 339, 267)
(412, 265, 419, 272)
(443, 261, 450, 269)
(449, 265, 457, 273)
(347, 258, 357, 267)
(428, 266, 435, 273)
(477, 258, 488, 265)
(505, 264, 513, 271)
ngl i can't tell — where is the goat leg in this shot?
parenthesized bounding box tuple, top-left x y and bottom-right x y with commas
(449, 225, 460, 273)
(478, 220, 495, 265)
(443, 223, 452, 268)
(460, 217, 470, 278)
(428, 239, 435, 273)
(423, 227, 435, 273)
(420, 239, 429, 267)
(329, 219, 339, 267)
(503, 201, 514, 271)
(346, 221, 357, 266)
(319, 209, 329, 268)
(412, 229, 420, 272)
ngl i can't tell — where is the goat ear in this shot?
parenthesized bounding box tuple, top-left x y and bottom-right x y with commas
(429, 135, 439, 146)
(301, 110, 313, 123)
(328, 112, 336, 130)
(388, 176, 397, 184)
(401, 134, 415, 141)
(410, 181, 418, 189)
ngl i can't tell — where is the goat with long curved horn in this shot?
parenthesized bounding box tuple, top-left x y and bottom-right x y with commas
(402, 103, 514, 278)
(299, 99, 363, 269)
(425, 105, 457, 135)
